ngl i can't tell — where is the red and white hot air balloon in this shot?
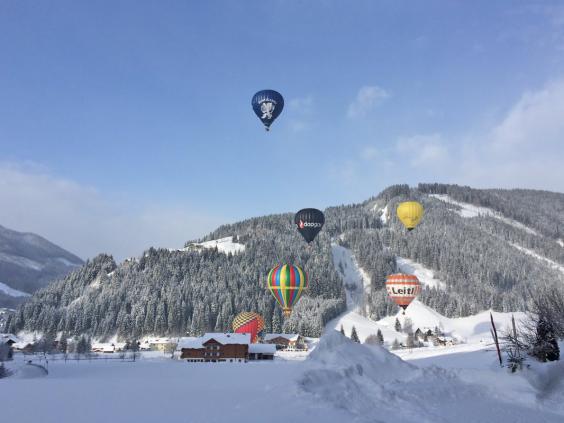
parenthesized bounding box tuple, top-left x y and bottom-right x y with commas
(386, 273, 421, 314)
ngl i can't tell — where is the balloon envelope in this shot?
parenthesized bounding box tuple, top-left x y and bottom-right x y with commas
(252, 90, 284, 130)
(232, 312, 265, 343)
(397, 201, 424, 231)
(267, 264, 307, 317)
(386, 273, 421, 312)
(294, 208, 325, 243)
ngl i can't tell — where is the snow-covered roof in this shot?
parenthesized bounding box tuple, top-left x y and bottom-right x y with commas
(143, 337, 175, 344)
(263, 333, 300, 342)
(1, 333, 19, 344)
(178, 333, 251, 349)
(249, 344, 277, 354)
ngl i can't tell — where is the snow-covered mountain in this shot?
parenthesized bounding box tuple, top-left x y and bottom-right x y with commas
(7, 183, 564, 340)
(0, 224, 83, 308)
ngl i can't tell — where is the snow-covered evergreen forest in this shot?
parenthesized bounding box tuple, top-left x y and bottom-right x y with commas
(7, 183, 564, 340)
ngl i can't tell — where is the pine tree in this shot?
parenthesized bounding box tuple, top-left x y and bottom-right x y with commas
(530, 317, 560, 362)
(391, 339, 401, 350)
(394, 318, 402, 332)
(376, 329, 384, 345)
(350, 326, 360, 343)
(340, 325, 345, 336)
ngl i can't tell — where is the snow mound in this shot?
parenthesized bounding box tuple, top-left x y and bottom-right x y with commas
(300, 331, 563, 423)
(396, 257, 446, 289)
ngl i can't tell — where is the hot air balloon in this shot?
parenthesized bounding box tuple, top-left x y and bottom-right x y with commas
(252, 90, 284, 131)
(386, 273, 421, 314)
(397, 201, 424, 231)
(294, 208, 325, 244)
(267, 264, 307, 317)
(232, 312, 265, 343)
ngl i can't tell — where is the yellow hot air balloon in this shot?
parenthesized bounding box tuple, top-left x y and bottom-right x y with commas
(397, 201, 424, 231)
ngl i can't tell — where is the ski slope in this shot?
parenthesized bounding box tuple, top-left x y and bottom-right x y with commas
(330, 244, 406, 345)
(430, 194, 539, 235)
(396, 257, 446, 289)
(510, 242, 564, 275)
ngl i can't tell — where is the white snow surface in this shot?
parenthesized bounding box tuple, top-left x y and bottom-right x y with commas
(430, 194, 539, 235)
(0, 252, 44, 271)
(510, 242, 564, 275)
(379, 299, 526, 343)
(301, 331, 564, 422)
(329, 244, 404, 344)
(331, 244, 370, 313)
(0, 281, 31, 297)
(558, 239, 564, 248)
(396, 256, 446, 289)
(379, 204, 389, 225)
(181, 236, 246, 255)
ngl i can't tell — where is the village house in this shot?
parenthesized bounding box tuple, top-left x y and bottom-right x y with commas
(1, 333, 18, 360)
(140, 337, 177, 352)
(263, 334, 307, 351)
(248, 343, 276, 360)
(179, 333, 251, 362)
(91, 342, 127, 353)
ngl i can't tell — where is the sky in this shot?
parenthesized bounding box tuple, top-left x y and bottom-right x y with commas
(2, 1, 564, 260)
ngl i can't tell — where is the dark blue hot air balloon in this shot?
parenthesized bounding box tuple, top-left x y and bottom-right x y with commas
(251, 90, 284, 131)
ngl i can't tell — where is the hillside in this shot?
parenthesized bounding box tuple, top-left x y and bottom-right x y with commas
(7, 183, 564, 339)
(0, 225, 83, 308)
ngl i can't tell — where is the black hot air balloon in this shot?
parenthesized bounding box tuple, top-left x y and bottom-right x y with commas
(294, 208, 325, 243)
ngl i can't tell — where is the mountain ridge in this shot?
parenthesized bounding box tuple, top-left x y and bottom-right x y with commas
(7, 183, 564, 339)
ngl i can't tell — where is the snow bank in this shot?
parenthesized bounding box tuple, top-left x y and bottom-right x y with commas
(300, 330, 564, 423)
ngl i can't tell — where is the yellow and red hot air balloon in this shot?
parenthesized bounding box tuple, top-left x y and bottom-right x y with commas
(397, 201, 424, 231)
(232, 312, 265, 343)
(267, 264, 308, 317)
(386, 273, 421, 314)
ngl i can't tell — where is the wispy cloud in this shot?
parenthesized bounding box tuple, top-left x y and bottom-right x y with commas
(0, 163, 224, 260)
(396, 134, 448, 167)
(287, 95, 315, 132)
(347, 85, 390, 118)
(333, 77, 564, 193)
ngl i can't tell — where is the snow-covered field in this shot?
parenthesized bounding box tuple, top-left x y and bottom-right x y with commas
(179, 236, 246, 255)
(3, 333, 564, 423)
(3, 244, 562, 422)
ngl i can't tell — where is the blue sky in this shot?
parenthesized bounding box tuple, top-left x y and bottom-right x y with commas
(2, 1, 564, 259)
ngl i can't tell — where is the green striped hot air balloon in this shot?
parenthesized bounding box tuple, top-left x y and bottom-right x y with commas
(267, 264, 308, 317)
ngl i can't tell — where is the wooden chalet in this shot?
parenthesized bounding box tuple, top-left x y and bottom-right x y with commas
(179, 333, 251, 362)
(263, 333, 307, 351)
